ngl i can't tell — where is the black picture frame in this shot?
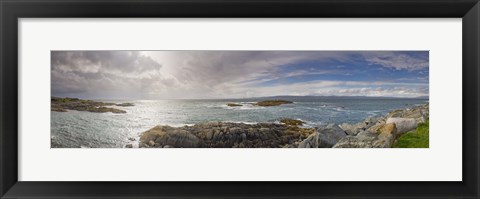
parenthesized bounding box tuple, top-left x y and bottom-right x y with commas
(1, 0, 479, 198)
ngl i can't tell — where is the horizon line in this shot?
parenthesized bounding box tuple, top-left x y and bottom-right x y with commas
(51, 95, 430, 101)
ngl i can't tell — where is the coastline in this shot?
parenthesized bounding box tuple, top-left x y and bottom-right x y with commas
(137, 103, 429, 148)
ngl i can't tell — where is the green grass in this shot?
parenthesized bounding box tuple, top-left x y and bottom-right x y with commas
(393, 120, 429, 148)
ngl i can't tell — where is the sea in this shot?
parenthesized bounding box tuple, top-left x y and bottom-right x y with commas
(50, 96, 428, 148)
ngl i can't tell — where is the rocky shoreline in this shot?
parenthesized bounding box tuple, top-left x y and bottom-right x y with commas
(138, 103, 429, 148)
(51, 97, 134, 113)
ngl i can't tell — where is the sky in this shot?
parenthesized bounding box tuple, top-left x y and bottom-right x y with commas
(51, 51, 429, 99)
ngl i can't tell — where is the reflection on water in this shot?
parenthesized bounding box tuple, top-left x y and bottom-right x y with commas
(51, 97, 428, 148)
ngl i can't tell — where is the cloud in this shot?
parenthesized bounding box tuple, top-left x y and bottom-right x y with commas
(362, 51, 429, 71)
(51, 51, 429, 99)
(51, 51, 176, 99)
(215, 80, 428, 98)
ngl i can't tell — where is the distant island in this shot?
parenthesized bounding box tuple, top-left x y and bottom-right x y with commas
(227, 100, 294, 107)
(51, 97, 134, 113)
(255, 100, 293, 106)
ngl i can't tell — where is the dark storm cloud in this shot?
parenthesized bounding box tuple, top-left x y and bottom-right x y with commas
(51, 51, 173, 99)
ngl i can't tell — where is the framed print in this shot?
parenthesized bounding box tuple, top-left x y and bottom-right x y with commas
(1, 0, 479, 198)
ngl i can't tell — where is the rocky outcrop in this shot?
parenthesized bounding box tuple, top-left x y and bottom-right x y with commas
(139, 122, 314, 148)
(51, 97, 133, 113)
(333, 131, 379, 148)
(339, 117, 382, 135)
(386, 103, 429, 123)
(140, 126, 203, 148)
(298, 124, 347, 148)
(227, 103, 242, 107)
(255, 100, 293, 107)
(334, 124, 397, 148)
(334, 104, 428, 148)
(116, 103, 135, 107)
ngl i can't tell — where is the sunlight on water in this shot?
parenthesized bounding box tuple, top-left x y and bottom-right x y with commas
(51, 98, 428, 148)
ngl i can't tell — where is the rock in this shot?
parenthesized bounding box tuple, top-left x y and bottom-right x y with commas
(366, 119, 386, 133)
(386, 118, 417, 135)
(373, 123, 397, 148)
(51, 105, 68, 112)
(333, 131, 378, 148)
(339, 123, 363, 135)
(255, 100, 293, 107)
(205, 130, 214, 140)
(339, 117, 380, 135)
(138, 122, 317, 148)
(298, 132, 319, 148)
(128, 137, 136, 141)
(317, 124, 347, 147)
(280, 118, 304, 126)
(334, 123, 398, 148)
(148, 140, 155, 146)
(51, 97, 127, 114)
(387, 104, 429, 123)
(227, 103, 242, 107)
(125, 144, 133, 148)
(116, 103, 134, 107)
(240, 133, 247, 141)
(143, 127, 202, 148)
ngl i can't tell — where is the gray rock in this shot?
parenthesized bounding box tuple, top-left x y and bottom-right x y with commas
(386, 117, 417, 135)
(317, 124, 347, 147)
(339, 123, 364, 135)
(125, 144, 133, 148)
(298, 132, 320, 148)
(333, 123, 398, 148)
(339, 117, 380, 135)
(333, 135, 377, 148)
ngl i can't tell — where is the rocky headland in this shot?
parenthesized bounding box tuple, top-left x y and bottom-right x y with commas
(226, 100, 294, 107)
(255, 100, 293, 107)
(138, 103, 429, 148)
(51, 97, 134, 113)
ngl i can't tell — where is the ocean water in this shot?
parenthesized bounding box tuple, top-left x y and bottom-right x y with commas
(50, 97, 428, 148)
